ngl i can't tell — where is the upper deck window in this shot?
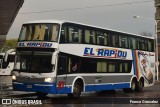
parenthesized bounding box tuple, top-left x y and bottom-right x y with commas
(19, 23, 60, 42)
(68, 27, 82, 43)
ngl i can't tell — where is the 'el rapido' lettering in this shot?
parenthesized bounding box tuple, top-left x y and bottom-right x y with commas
(18, 42, 52, 48)
(83, 47, 127, 58)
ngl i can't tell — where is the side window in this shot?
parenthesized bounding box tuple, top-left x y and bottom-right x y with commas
(110, 35, 119, 47)
(58, 56, 67, 75)
(104, 33, 109, 46)
(108, 62, 116, 72)
(97, 62, 107, 72)
(119, 63, 129, 73)
(123, 61, 132, 73)
(148, 40, 152, 51)
(148, 39, 154, 52)
(119, 36, 128, 48)
(130, 37, 136, 49)
(60, 26, 67, 43)
(68, 57, 79, 73)
(80, 58, 97, 73)
(97, 32, 108, 46)
(69, 27, 78, 43)
(68, 26, 82, 43)
(85, 29, 96, 44)
(141, 39, 145, 50)
(97, 32, 104, 45)
(137, 38, 144, 50)
(110, 35, 115, 47)
(137, 38, 145, 50)
(145, 40, 148, 51)
(115, 35, 119, 47)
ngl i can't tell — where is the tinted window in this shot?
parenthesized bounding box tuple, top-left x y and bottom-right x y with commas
(60, 26, 67, 43)
(97, 32, 108, 46)
(85, 29, 96, 44)
(119, 36, 128, 48)
(68, 27, 83, 43)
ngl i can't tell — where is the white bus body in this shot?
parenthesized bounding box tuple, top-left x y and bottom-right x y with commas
(0, 49, 15, 75)
(11, 20, 155, 97)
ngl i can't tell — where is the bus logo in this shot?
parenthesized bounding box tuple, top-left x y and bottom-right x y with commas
(83, 47, 127, 58)
(18, 42, 53, 48)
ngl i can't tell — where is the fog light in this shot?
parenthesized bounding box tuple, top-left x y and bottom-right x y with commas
(12, 75, 16, 80)
(44, 78, 52, 82)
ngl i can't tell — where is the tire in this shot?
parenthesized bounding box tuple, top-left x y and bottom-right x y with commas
(136, 79, 144, 92)
(123, 78, 137, 93)
(131, 79, 137, 92)
(68, 81, 82, 98)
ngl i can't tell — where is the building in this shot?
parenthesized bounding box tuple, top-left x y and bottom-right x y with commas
(0, 0, 24, 50)
(155, 0, 160, 78)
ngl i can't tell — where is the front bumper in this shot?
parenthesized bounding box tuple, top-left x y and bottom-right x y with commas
(12, 81, 57, 94)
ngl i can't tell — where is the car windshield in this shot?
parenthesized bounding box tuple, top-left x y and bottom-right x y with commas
(19, 23, 60, 42)
(14, 51, 53, 73)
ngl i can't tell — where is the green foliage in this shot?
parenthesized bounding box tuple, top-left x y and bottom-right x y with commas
(0, 39, 18, 52)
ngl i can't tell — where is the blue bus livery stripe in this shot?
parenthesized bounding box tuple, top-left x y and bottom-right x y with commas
(85, 83, 130, 91)
(13, 81, 130, 94)
(132, 50, 136, 75)
(13, 82, 72, 94)
(13, 82, 57, 94)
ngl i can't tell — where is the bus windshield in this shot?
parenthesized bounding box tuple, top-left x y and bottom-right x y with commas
(19, 23, 60, 42)
(14, 51, 53, 73)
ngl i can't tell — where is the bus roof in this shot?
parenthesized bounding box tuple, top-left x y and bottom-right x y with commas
(24, 20, 155, 39)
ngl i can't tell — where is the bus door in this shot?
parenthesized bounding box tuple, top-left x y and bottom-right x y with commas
(0, 59, 2, 71)
(56, 56, 68, 94)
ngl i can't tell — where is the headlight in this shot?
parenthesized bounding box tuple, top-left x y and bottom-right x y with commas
(44, 78, 53, 82)
(12, 75, 16, 80)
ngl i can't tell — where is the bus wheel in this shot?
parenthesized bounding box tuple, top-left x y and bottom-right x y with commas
(137, 79, 144, 92)
(68, 81, 82, 98)
(123, 78, 137, 93)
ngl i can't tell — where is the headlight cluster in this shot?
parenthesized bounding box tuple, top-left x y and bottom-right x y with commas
(12, 75, 16, 80)
(12, 75, 53, 82)
(44, 78, 53, 82)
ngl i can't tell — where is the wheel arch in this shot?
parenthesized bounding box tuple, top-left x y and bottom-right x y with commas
(130, 75, 138, 88)
(71, 76, 85, 93)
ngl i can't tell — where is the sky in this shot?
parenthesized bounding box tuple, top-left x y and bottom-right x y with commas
(7, 0, 155, 39)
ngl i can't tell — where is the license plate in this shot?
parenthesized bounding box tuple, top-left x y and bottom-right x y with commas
(27, 85, 32, 88)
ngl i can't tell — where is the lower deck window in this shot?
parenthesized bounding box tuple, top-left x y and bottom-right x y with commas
(57, 54, 132, 75)
(108, 63, 116, 73)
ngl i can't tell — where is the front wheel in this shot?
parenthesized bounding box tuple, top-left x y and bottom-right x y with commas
(68, 81, 82, 98)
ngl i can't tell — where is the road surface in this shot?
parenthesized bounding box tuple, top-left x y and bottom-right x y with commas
(0, 76, 160, 107)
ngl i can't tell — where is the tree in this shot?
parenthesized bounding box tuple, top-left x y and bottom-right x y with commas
(0, 39, 18, 52)
(139, 32, 153, 37)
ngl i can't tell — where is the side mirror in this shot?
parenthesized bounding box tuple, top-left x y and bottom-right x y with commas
(51, 51, 58, 65)
(4, 49, 15, 62)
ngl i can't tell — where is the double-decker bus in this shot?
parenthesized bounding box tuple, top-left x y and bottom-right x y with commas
(0, 49, 15, 75)
(11, 20, 155, 97)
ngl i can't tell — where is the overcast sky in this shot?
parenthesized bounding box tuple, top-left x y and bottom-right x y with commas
(7, 0, 155, 39)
